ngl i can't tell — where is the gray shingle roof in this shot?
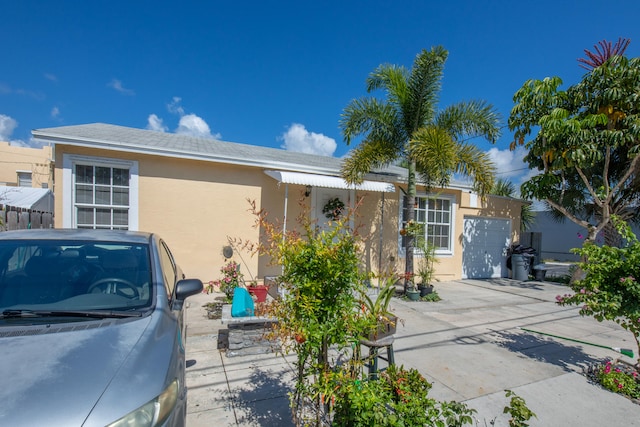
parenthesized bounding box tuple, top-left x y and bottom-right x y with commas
(33, 123, 352, 174)
(32, 123, 476, 190)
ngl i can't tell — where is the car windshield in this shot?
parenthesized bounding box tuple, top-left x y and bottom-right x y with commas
(0, 239, 153, 316)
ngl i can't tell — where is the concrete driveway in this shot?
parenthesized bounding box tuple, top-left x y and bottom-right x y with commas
(185, 278, 640, 426)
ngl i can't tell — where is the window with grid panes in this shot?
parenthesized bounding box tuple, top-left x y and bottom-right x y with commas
(74, 164, 130, 229)
(401, 195, 452, 252)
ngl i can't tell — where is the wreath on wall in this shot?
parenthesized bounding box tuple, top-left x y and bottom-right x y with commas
(322, 197, 345, 220)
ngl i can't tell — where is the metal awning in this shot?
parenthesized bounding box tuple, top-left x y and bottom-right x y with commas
(264, 170, 395, 192)
(0, 186, 54, 213)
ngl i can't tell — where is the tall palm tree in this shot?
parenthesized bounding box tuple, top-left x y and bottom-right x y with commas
(340, 46, 501, 290)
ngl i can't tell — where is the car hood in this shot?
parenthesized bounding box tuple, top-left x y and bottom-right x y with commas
(0, 315, 153, 427)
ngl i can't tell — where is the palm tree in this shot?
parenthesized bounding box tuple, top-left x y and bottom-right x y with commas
(491, 178, 535, 232)
(340, 46, 501, 291)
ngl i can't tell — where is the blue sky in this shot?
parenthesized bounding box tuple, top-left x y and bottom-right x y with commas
(2, 0, 639, 187)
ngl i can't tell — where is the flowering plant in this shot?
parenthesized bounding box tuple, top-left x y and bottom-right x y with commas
(214, 260, 244, 302)
(596, 360, 640, 398)
(327, 364, 476, 426)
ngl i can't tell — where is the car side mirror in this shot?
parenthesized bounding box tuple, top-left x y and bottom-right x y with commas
(175, 278, 203, 303)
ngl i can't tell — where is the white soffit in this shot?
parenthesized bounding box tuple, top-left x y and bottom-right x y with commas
(265, 170, 395, 193)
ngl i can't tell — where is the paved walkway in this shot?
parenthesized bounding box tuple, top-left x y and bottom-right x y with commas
(185, 278, 640, 426)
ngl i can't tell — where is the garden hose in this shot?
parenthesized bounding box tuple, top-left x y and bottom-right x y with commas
(517, 327, 635, 359)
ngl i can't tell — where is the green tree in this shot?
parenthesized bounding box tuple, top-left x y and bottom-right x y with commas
(490, 178, 535, 232)
(340, 46, 500, 291)
(557, 218, 640, 364)
(509, 45, 640, 245)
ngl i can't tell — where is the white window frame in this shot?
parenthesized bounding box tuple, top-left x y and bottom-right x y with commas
(62, 154, 138, 230)
(398, 193, 456, 257)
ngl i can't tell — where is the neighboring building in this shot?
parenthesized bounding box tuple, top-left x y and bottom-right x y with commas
(0, 141, 53, 189)
(0, 186, 54, 213)
(32, 123, 525, 282)
(527, 210, 640, 262)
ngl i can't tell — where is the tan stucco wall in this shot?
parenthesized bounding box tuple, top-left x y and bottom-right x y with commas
(366, 187, 523, 282)
(54, 146, 273, 281)
(0, 142, 53, 188)
(53, 145, 523, 283)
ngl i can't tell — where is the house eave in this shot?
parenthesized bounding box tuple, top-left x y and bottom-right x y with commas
(32, 132, 344, 176)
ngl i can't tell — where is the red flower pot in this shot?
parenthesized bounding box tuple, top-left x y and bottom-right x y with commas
(248, 285, 268, 303)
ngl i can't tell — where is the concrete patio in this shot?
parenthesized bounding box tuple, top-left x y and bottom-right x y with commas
(185, 278, 640, 426)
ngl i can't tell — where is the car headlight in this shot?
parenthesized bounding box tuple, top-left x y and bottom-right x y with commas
(107, 379, 179, 427)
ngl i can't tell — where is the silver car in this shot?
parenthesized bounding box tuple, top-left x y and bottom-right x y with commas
(0, 229, 203, 427)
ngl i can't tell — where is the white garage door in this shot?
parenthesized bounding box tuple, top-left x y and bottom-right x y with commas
(462, 217, 511, 279)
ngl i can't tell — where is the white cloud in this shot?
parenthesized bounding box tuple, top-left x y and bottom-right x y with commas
(280, 123, 336, 156)
(0, 114, 43, 147)
(487, 145, 541, 192)
(167, 97, 185, 116)
(488, 146, 529, 179)
(146, 114, 168, 132)
(147, 97, 220, 139)
(0, 114, 18, 141)
(44, 73, 58, 82)
(51, 106, 60, 119)
(108, 78, 135, 96)
(176, 114, 219, 139)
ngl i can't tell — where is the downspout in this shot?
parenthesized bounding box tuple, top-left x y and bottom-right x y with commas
(283, 183, 289, 238)
(281, 183, 289, 275)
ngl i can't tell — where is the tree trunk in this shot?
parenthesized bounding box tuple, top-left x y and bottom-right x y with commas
(404, 160, 416, 293)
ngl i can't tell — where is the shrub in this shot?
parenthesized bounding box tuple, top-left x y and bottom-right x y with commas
(328, 365, 476, 427)
(556, 217, 640, 363)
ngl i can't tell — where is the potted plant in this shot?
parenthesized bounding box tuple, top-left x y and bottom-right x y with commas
(322, 197, 345, 220)
(403, 272, 421, 301)
(247, 280, 269, 303)
(416, 239, 439, 297)
(216, 260, 244, 303)
(359, 279, 401, 340)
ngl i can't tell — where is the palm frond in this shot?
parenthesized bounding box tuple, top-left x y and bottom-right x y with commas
(405, 46, 448, 133)
(454, 143, 496, 195)
(436, 100, 502, 143)
(340, 98, 403, 145)
(341, 138, 402, 184)
(520, 202, 536, 232)
(411, 127, 458, 188)
(366, 64, 410, 108)
(491, 178, 516, 197)
(491, 178, 535, 231)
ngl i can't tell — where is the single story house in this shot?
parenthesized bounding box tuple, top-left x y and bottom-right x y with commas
(32, 123, 525, 283)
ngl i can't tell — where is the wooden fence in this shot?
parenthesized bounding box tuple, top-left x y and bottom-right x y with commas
(0, 208, 53, 231)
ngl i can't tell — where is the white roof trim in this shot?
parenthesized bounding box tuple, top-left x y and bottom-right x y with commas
(265, 170, 395, 193)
